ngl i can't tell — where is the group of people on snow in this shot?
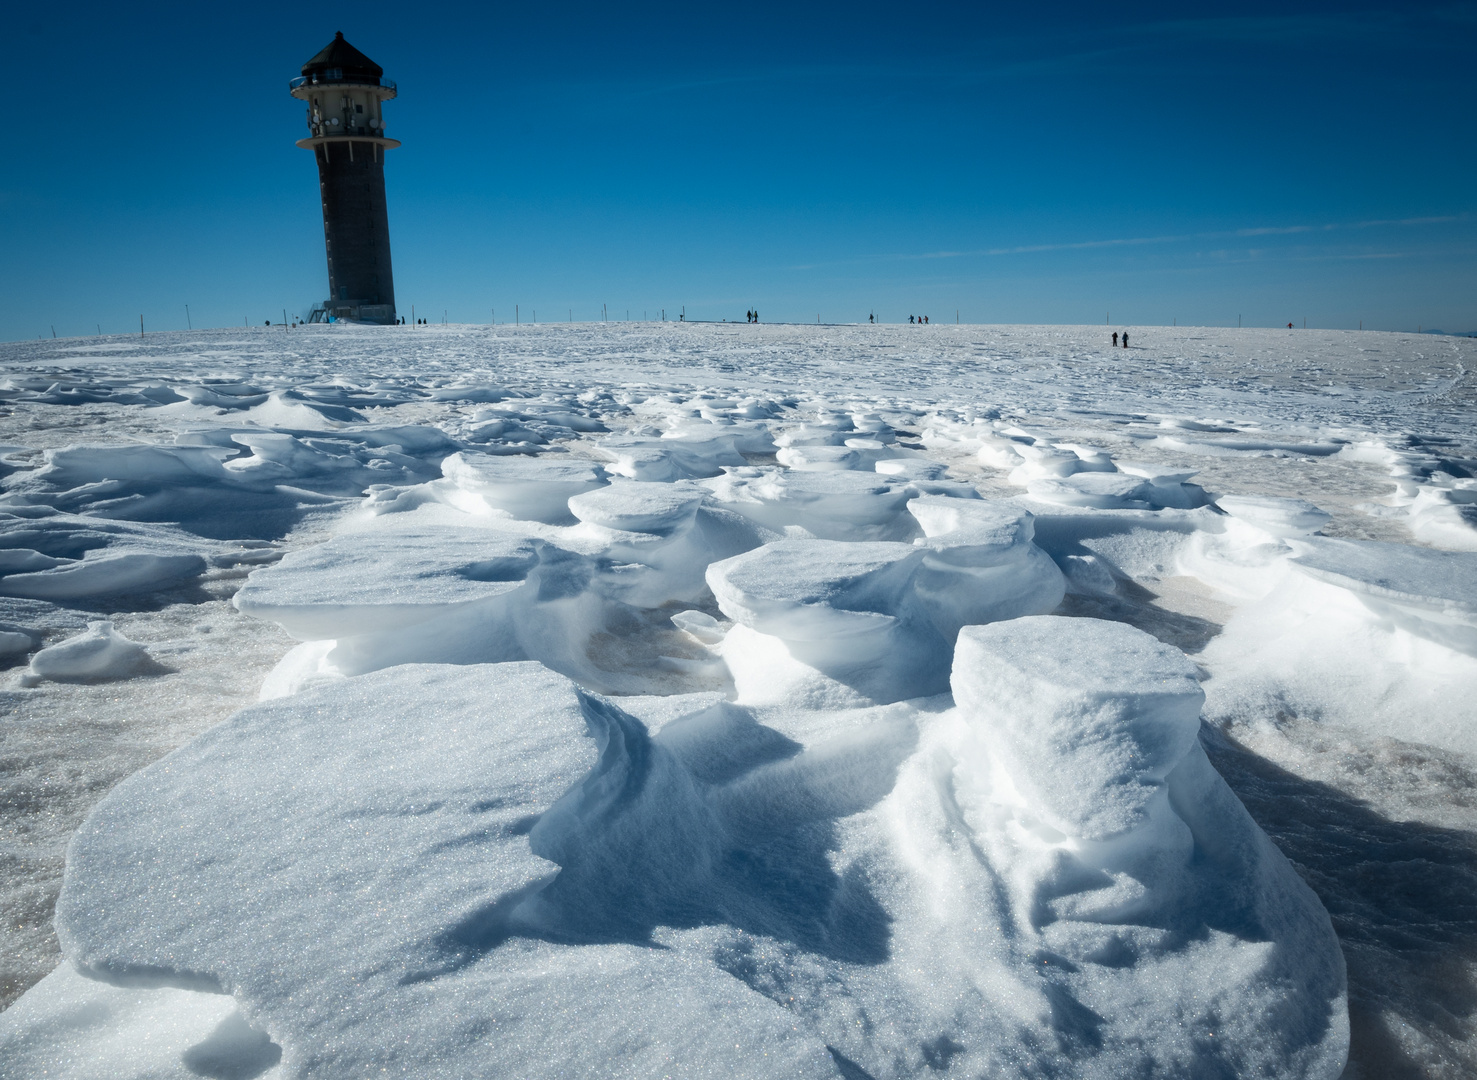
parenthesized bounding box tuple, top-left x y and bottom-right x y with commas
(746, 309, 759, 323)
(1112, 331, 1130, 348)
(909, 315, 929, 324)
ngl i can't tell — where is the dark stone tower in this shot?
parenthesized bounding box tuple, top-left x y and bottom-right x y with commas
(291, 32, 398, 324)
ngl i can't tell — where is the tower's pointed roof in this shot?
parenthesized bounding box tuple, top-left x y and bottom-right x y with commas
(301, 32, 383, 84)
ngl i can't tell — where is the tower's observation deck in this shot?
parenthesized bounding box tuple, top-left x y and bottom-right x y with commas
(291, 32, 398, 325)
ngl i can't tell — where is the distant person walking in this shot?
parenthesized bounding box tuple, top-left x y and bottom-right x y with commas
(1112, 332, 1118, 346)
(924, 315, 929, 324)
(1122, 332, 1129, 348)
(909, 315, 915, 324)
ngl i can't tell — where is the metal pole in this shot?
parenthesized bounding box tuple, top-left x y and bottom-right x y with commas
(186, 305, 191, 329)
(140, 315, 144, 337)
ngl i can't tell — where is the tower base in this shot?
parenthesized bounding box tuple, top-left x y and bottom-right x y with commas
(317, 301, 396, 325)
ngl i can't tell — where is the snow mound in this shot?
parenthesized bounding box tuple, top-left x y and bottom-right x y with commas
(907, 496, 1066, 638)
(20, 621, 153, 686)
(0, 551, 205, 600)
(233, 521, 542, 639)
(567, 479, 707, 534)
(441, 451, 606, 523)
(1201, 538, 1477, 756)
(50, 663, 864, 1077)
(0, 963, 280, 1080)
(594, 433, 746, 481)
(703, 467, 917, 541)
(706, 512, 1064, 706)
(708, 538, 945, 704)
(1217, 494, 1331, 537)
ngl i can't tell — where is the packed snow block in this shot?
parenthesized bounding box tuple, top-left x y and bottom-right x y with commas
(1022, 503, 1220, 587)
(1178, 495, 1330, 601)
(0, 628, 34, 655)
(53, 663, 841, 1078)
(593, 434, 746, 482)
(906, 497, 1066, 638)
(703, 467, 918, 541)
(1026, 472, 1156, 509)
(425, 383, 515, 403)
(177, 382, 270, 409)
(707, 539, 950, 704)
(1007, 442, 1106, 485)
(952, 617, 1204, 840)
(935, 617, 1348, 1075)
(875, 457, 948, 482)
(239, 390, 365, 427)
(441, 451, 606, 524)
(19, 620, 153, 686)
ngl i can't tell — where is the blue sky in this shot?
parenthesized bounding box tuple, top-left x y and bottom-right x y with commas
(2, 1, 1473, 339)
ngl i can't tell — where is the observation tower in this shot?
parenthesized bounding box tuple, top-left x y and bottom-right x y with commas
(291, 32, 399, 324)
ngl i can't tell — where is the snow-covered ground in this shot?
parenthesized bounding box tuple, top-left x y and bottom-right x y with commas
(0, 322, 1474, 1079)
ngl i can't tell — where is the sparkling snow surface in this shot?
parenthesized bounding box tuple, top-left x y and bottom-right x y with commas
(1, 322, 1475, 1079)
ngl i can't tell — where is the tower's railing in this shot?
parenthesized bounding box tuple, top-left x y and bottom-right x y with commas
(290, 75, 396, 92)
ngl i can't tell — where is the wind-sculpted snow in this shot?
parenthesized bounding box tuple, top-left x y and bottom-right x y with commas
(2, 322, 1476, 1076)
(25, 642, 1344, 1079)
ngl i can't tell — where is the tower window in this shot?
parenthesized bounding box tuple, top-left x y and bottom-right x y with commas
(355, 104, 363, 113)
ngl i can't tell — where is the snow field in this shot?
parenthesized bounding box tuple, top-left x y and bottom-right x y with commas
(0, 322, 1474, 1077)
